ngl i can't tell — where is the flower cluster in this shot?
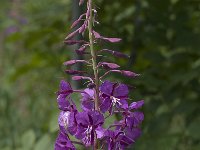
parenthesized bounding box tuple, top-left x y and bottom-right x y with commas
(55, 0, 144, 150)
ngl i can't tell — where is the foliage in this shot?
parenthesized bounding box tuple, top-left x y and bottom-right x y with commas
(0, 0, 200, 150)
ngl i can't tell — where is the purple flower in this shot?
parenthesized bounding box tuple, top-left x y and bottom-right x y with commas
(100, 80, 129, 113)
(122, 100, 144, 128)
(81, 88, 95, 111)
(104, 130, 134, 150)
(75, 111, 104, 146)
(57, 80, 74, 111)
(103, 128, 141, 150)
(55, 132, 76, 150)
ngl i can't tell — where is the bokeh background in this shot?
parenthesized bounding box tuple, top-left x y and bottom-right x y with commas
(0, 0, 200, 150)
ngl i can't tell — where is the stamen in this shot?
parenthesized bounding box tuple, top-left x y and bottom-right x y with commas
(111, 96, 121, 106)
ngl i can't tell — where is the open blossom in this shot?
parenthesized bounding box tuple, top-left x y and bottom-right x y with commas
(103, 127, 141, 150)
(100, 80, 129, 113)
(123, 100, 144, 128)
(55, 132, 76, 150)
(75, 111, 104, 146)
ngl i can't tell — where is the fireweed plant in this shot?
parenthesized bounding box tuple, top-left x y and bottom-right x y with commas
(55, 0, 144, 150)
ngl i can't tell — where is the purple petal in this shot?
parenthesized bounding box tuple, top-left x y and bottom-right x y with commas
(125, 127, 141, 141)
(79, 23, 87, 33)
(76, 112, 89, 126)
(75, 125, 85, 139)
(95, 126, 105, 139)
(57, 96, 70, 111)
(81, 100, 94, 111)
(75, 44, 88, 55)
(71, 14, 86, 28)
(68, 112, 78, 135)
(113, 84, 129, 98)
(88, 111, 104, 126)
(55, 132, 76, 150)
(82, 88, 94, 98)
(60, 80, 72, 91)
(100, 97, 112, 113)
(100, 80, 115, 96)
(65, 29, 79, 40)
(99, 62, 120, 69)
(58, 111, 71, 134)
(129, 100, 144, 110)
(102, 37, 122, 43)
(72, 76, 92, 81)
(63, 60, 88, 66)
(121, 70, 140, 78)
(81, 88, 94, 111)
(118, 99, 128, 109)
(127, 112, 144, 127)
(93, 30, 101, 38)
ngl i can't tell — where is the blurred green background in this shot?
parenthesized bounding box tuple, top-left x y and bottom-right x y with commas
(0, 0, 200, 150)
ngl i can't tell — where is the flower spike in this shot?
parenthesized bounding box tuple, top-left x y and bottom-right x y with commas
(55, 0, 144, 149)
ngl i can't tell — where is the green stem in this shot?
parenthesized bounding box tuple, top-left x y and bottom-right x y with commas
(88, 0, 99, 150)
(88, 0, 100, 111)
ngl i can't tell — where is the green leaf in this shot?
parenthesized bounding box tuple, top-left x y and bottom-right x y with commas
(49, 112, 59, 133)
(34, 134, 51, 150)
(21, 130, 36, 150)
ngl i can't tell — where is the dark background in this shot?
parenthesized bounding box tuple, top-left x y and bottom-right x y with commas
(0, 0, 200, 149)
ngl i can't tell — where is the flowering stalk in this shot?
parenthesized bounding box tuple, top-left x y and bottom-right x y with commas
(54, 1, 144, 150)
